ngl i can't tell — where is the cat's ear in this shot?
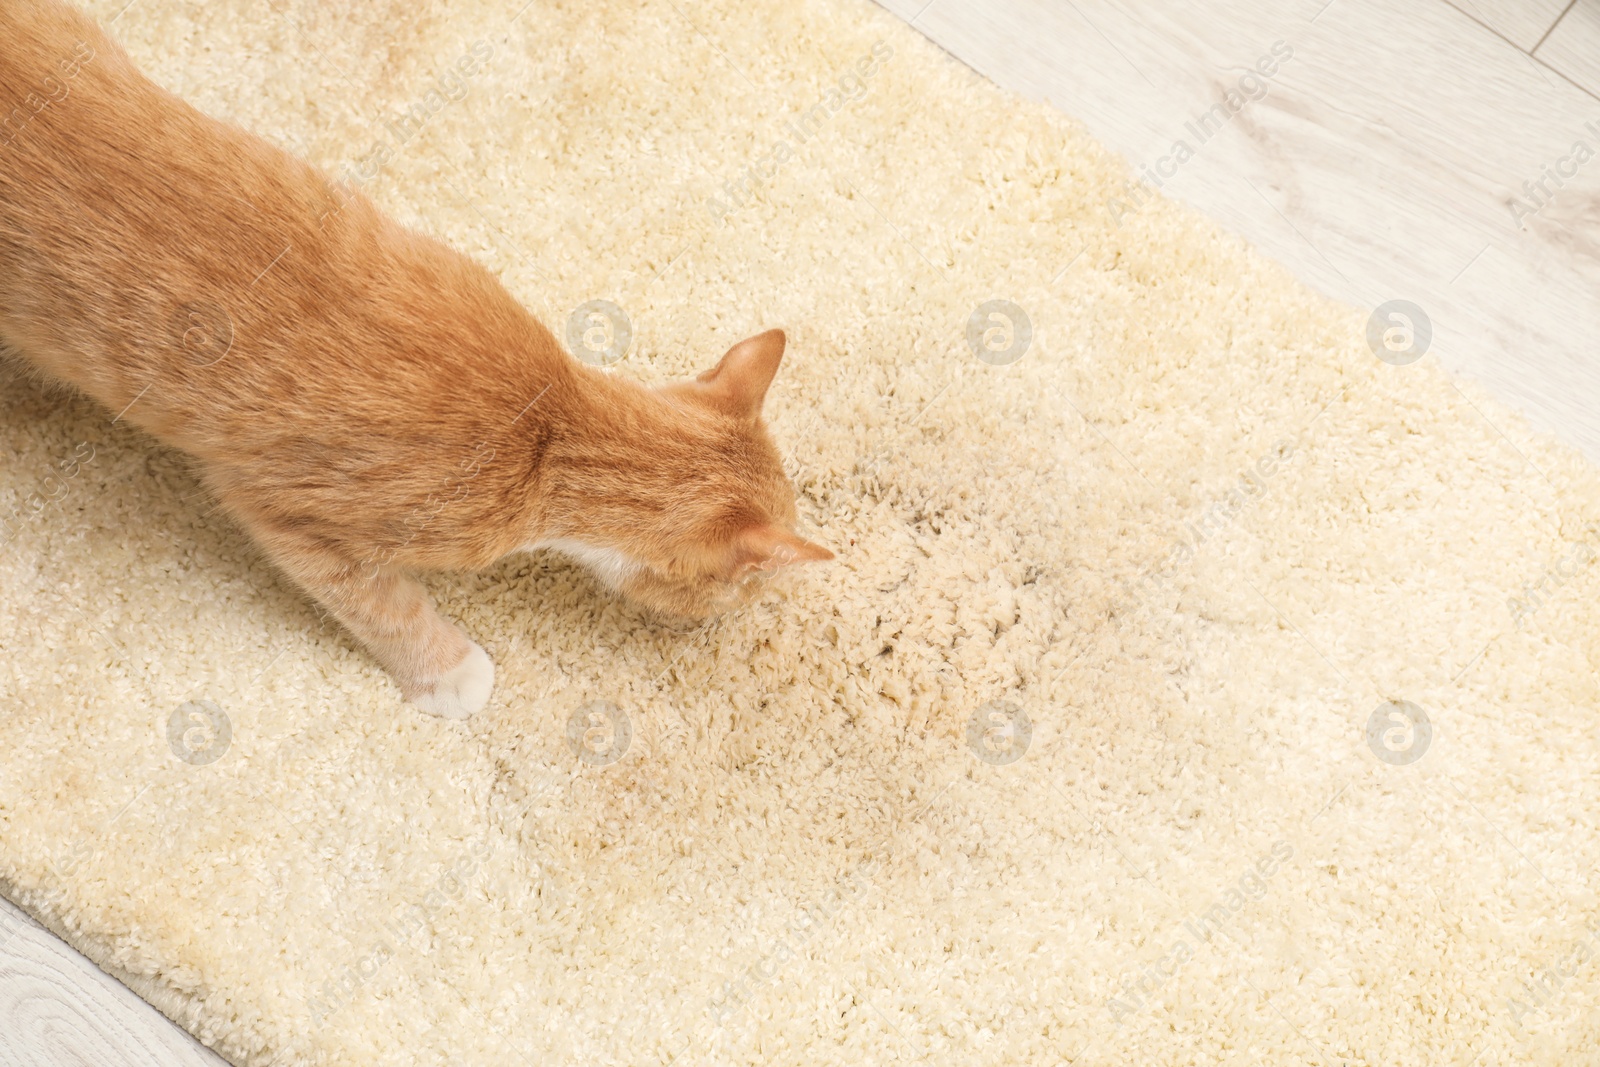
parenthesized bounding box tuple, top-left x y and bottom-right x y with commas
(731, 523, 834, 576)
(692, 329, 786, 419)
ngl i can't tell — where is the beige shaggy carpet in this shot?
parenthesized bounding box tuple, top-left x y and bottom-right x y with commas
(4, 0, 1600, 1064)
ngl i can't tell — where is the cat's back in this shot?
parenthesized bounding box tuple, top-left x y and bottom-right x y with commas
(0, 0, 294, 403)
(0, 0, 558, 464)
(0, 1, 114, 86)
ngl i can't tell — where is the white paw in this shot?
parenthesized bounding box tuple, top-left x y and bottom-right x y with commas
(410, 642, 494, 719)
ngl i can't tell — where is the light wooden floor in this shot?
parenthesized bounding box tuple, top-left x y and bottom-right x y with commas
(883, 0, 1600, 461)
(0, 896, 227, 1066)
(5, 1, 1599, 1063)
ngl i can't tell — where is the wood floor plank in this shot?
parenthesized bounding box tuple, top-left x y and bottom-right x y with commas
(1446, 0, 1575, 51)
(1537, 0, 1600, 98)
(877, 0, 1600, 463)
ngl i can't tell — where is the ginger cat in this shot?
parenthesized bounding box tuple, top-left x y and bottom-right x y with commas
(0, 1, 832, 718)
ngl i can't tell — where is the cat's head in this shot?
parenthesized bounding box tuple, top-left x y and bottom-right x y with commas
(549, 329, 833, 619)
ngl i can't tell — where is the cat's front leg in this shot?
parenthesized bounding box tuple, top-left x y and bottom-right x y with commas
(256, 531, 494, 718)
(407, 640, 495, 720)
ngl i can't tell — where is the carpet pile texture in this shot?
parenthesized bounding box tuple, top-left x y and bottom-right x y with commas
(3, 0, 1600, 1064)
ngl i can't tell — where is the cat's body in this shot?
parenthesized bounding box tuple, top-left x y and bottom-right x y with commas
(0, 1, 829, 717)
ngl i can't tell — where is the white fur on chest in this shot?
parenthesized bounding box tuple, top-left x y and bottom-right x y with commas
(526, 538, 641, 588)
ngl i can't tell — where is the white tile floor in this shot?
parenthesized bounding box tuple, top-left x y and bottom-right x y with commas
(6, 1, 1600, 1063)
